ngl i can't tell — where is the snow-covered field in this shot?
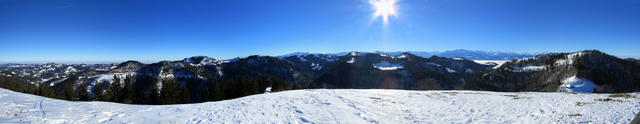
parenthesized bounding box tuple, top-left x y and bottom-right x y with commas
(1, 88, 639, 123)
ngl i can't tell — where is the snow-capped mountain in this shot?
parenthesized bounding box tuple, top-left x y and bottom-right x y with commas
(183, 56, 220, 66)
(1, 49, 639, 105)
(434, 49, 537, 60)
(221, 55, 313, 84)
(72, 56, 223, 89)
(312, 52, 491, 89)
(280, 49, 536, 60)
(0, 63, 117, 86)
(476, 50, 640, 93)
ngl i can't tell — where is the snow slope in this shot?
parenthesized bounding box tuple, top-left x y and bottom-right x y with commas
(1, 88, 639, 123)
(472, 60, 509, 69)
(559, 76, 599, 92)
(373, 61, 403, 70)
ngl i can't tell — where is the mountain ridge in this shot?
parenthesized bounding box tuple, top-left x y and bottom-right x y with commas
(0, 49, 540, 65)
(279, 49, 539, 60)
(1, 49, 639, 105)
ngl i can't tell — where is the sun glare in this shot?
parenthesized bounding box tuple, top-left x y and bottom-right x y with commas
(371, 0, 397, 24)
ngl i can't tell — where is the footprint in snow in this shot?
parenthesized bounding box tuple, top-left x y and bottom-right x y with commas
(369, 97, 382, 100)
(299, 117, 310, 123)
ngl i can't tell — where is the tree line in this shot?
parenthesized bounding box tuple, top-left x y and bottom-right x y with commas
(0, 75, 310, 105)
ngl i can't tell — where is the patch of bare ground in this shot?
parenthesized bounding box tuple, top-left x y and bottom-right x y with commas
(594, 98, 624, 102)
(462, 92, 486, 95)
(440, 92, 458, 96)
(568, 114, 582, 117)
(575, 101, 595, 106)
(631, 113, 640, 124)
(503, 94, 532, 99)
(568, 92, 583, 94)
(608, 93, 636, 98)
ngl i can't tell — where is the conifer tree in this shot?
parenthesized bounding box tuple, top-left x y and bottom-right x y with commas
(201, 88, 211, 102)
(36, 84, 56, 98)
(108, 75, 122, 102)
(209, 79, 226, 101)
(76, 83, 90, 101)
(61, 82, 76, 100)
(145, 76, 160, 104)
(160, 79, 179, 104)
(91, 81, 104, 101)
(123, 76, 136, 104)
(179, 87, 190, 103)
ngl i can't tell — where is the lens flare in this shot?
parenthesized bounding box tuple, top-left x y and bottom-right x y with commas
(370, 0, 397, 24)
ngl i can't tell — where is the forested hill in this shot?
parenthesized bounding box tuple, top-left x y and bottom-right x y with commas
(1, 50, 639, 104)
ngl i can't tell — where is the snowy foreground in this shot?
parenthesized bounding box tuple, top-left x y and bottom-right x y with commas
(1, 88, 639, 123)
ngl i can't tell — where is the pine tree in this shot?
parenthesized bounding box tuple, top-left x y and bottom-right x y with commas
(0, 78, 5, 89)
(108, 75, 122, 102)
(179, 87, 190, 103)
(201, 88, 211, 102)
(61, 82, 76, 100)
(123, 76, 136, 104)
(248, 79, 260, 95)
(133, 78, 145, 104)
(91, 81, 104, 101)
(36, 84, 56, 98)
(210, 79, 226, 101)
(76, 83, 90, 101)
(145, 76, 160, 104)
(271, 77, 290, 92)
(102, 80, 111, 100)
(160, 79, 179, 104)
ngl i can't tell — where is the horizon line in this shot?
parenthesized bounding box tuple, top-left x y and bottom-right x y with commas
(1, 49, 637, 65)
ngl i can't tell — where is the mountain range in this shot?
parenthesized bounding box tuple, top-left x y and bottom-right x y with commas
(280, 49, 537, 60)
(0, 49, 638, 104)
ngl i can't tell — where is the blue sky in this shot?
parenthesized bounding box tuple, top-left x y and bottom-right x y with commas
(1, 0, 639, 63)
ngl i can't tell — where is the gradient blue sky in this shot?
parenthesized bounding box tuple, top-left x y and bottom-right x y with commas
(1, 0, 639, 63)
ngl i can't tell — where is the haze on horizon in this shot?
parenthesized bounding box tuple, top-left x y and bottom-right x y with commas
(1, 0, 639, 63)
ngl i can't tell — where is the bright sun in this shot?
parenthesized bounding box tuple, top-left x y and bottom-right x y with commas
(371, 0, 397, 24)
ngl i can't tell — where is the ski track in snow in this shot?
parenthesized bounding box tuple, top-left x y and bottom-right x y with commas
(0, 88, 639, 123)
